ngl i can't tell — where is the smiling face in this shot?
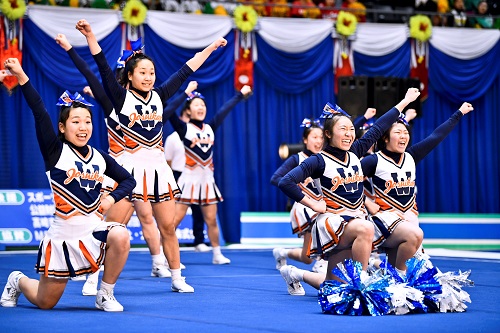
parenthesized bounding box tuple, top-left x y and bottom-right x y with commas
(384, 123, 410, 154)
(326, 116, 355, 151)
(128, 59, 155, 92)
(188, 97, 207, 122)
(58, 107, 93, 147)
(304, 127, 324, 154)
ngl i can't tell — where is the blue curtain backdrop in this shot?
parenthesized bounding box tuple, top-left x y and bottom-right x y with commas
(0, 19, 498, 243)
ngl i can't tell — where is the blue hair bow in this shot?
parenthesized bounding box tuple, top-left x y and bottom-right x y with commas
(300, 118, 322, 128)
(186, 91, 205, 101)
(56, 90, 94, 107)
(116, 38, 145, 68)
(320, 102, 351, 119)
(398, 113, 409, 126)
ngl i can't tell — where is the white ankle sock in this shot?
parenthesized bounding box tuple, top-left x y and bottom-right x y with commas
(212, 246, 222, 256)
(152, 254, 164, 265)
(100, 281, 115, 293)
(171, 268, 181, 280)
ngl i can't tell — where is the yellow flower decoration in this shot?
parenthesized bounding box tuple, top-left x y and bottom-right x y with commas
(409, 15, 432, 42)
(233, 5, 258, 33)
(122, 0, 148, 27)
(1, 0, 27, 20)
(336, 11, 357, 37)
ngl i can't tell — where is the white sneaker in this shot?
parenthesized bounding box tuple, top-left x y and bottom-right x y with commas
(312, 259, 328, 274)
(272, 248, 287, 270)
(279, 265, 305, 296)
(212, 254, 231, 265)
(0, 271, 25, 307)
(194, 243, 211, 252)
(151, 262, 171, 278)
(171, 278, 194, 293)
(82, 280, 98, 296)
(95, 289, 124, 312)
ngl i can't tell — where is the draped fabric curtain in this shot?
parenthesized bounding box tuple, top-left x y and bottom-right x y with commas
(0, 6, 499, 243)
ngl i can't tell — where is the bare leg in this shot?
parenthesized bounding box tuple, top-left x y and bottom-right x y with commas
(101, 226, 130, 284)
(134, 200, 161, 256)
(153, 200, 181, 269)
(105, 198, 133, 224)
(336, 218, 374, 270)
(200, 204, 219, 247)
(19, 275, 67, 309)
(287, 232, 314, 265)
(382, 222, 423, 271)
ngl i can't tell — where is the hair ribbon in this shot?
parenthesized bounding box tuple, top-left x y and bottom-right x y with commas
(300, 118, 322, 128)
(320, 102, 351, 119)
(116, 38, 145, 68)
(56, 90, 94, 107)
(186, 91, 205, 101)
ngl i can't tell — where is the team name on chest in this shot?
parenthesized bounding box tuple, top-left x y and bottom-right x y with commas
(64, 162, 104, 188)
(330, 167, 364, 192)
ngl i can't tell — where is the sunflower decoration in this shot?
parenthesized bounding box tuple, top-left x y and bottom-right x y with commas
(336, 11, 357, 37)
(1, 0, 27, 21)
(122, 0, 148, 27)
(234, 5, 258, 33)
(409, 15, 432, 43)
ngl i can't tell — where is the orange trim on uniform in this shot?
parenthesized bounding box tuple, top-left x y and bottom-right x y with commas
(168, 183, 174, 201)
(44, 241, 52, 277)
(142, 170, 148, 202)
(205, 184, 209, 205)
(79, 241, 99, 273)
(294, 209, 302, 234)
(324, 218, 339, 244)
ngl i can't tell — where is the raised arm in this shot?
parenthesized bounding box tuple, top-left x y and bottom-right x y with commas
(156, 38, 226, 102)
(55, 33, 114, 117)
(162, 81, 198, 122)
(4, 58, 61, 170)
(352, 88, 420, 157)
(75, 19, 126, 111)
(408, 102, 473, 164)
(209, 85, 252, 130)
(186, 37, 227, 72)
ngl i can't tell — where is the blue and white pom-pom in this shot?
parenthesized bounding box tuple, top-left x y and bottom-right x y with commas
(379, 257, 442, 313)
(318, 259, 391, 316)
(434, 269, 474, 312)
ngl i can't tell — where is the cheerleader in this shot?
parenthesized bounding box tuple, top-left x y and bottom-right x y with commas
(55, 34, 170, 295)
(277, 88, 420, 295)
(76, 19, 226, 292)
(0, 58, 135, 311)
(169, 84, 253, 264)
(362, 102, 474, 273)
(270, 118, 327, 275)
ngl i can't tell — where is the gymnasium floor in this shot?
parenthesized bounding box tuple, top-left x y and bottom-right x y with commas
(0, 247, 499, 333)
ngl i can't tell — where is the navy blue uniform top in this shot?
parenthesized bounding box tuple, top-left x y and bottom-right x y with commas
(361, 110, 464, 176)
(169, 92, 245, 137)
(92, 50, 193, 119)
(278, 107, 401, 203)
(20, 80, 135, 203)
(270, 149, 314, 187)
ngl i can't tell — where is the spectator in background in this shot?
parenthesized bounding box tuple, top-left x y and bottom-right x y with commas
(447, 0, 469, 27)
(341, 0, 366, 22)
(470, 0, 494, 27)
(319, 0, 339, 20)
(290, 0, 321, 18)
(266, 0, 291, 17)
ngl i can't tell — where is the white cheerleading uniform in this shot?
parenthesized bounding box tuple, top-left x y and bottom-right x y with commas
(36, 143, 125, 279)
(370, 151, 418, 224)
(102, 110, 126, 194)
(176, 122, 222, 205)
(309, 150, 367, 258)
(290, 152, 322, 236)
(117, 90, 179, 202)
